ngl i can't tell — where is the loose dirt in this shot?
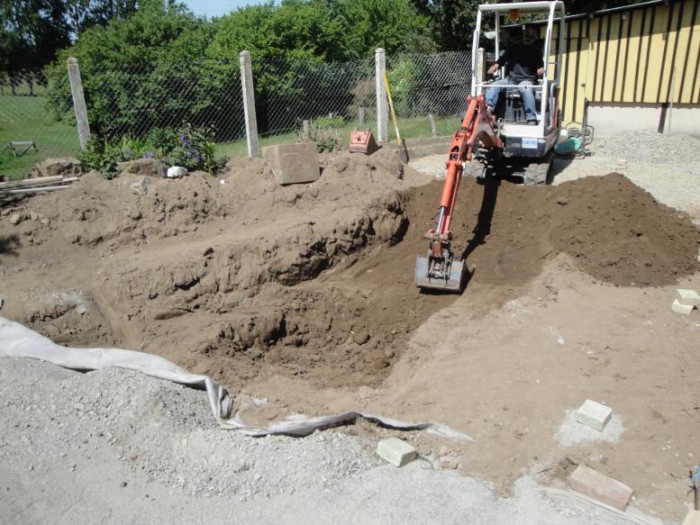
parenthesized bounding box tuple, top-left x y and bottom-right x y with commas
(1, 140, 699, 522)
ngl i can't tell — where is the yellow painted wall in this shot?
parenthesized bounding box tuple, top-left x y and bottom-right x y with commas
(554, 0, 699, 124)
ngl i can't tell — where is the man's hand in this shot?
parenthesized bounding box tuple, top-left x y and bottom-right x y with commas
(488, 63, 500, 75)
(537, 67, 545, 77)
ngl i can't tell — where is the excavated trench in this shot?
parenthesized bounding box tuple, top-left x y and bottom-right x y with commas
(1, 152, 698, 395)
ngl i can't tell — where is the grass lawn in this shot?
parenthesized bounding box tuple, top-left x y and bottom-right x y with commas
(0, 95, 80, 180)
(216, 114, 461, 159)
(0, 93, 461, 179)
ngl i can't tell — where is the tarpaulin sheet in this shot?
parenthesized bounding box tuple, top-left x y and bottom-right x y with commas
(0, 316, 470, 440)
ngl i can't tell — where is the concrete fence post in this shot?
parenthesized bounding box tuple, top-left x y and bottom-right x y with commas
(375, 48, 388, 143)
(66, 57, 91, 150)
(428, 114, 438, 137)
(239, 51, 260, 158)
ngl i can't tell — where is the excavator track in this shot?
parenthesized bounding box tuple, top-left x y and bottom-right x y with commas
(522, 153, 553, 186)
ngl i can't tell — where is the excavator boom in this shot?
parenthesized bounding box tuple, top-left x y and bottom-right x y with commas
(415, 95, 503, 292)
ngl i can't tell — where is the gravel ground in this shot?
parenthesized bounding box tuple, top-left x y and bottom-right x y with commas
(0, 357, 665, 524)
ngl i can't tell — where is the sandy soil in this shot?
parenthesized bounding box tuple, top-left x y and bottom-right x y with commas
(1, 137, 699, 522)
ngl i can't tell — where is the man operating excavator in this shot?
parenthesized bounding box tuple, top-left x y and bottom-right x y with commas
(485, 25, 545, 125)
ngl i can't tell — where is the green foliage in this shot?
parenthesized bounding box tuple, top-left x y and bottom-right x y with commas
(297, 118, 343, 153)
(0, 1, 142, 76)
(312, 115, 345, 129)
(166, 123, 228, 174)
(78, 138, 122, 179)
(387, 57, 419, 115)
(78, 123, 228, 178)
(208, 0, 435, 63)
(45, 2, 227, 137)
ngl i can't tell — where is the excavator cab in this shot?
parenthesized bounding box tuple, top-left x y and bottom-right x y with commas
(415, 1, 565, 292)
(472, 1, 566, 183)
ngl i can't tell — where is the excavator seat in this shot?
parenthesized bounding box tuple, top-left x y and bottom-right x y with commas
(503, 87, 543, 124)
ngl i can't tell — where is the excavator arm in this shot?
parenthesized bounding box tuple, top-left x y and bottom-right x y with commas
(415, 95, 504, 292)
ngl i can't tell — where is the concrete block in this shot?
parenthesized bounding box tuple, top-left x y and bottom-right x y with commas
(569, 465, 633, 511)
(576, 399, 612, 431)
(262, 143, 320, 185)
(682, 510, 700, 525)
(676, 289, 700, 307)
(376, 437, 417, 467)
(672, 299, 695, 315)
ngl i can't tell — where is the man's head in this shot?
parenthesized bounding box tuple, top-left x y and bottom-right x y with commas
(522, 26, 538, 46)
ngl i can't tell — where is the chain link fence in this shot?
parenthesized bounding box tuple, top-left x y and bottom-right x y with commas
(256, 55, 377, 141)
(387, 51, 472, 120)
(0, 71, 80, 179)
(1, 49, 473, 179)
(84, 60, 245, 143)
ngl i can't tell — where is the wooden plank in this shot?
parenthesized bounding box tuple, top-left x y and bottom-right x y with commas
(0, 185, 74, 195)
(0, 176, 65, 190)
(0, 177, 78, 191)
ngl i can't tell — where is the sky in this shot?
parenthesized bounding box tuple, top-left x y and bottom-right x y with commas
(181, 0, 264, 18)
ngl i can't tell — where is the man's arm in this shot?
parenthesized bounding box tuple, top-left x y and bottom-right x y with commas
(535, 50, 545, 78)
(487, 46, 512, 76)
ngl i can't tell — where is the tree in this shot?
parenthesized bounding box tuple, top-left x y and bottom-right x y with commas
(64, 0, 138, 35)
(0, 0, 71, 73)
(45, 0, 232, 139)
(0, 0, 143, 77)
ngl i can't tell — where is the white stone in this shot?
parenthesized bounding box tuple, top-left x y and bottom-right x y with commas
(376, 437, 417, 467)
(576, 399, 612, 431)
(672, 299, 694, 315)
(675, 289, 700, 307)
(166, 166, 187, 179)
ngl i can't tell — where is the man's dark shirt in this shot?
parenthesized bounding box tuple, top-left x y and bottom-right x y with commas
(495, 42, 544, 83)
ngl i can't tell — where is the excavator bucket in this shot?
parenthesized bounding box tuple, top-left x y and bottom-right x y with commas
(415, 256, 465, 292)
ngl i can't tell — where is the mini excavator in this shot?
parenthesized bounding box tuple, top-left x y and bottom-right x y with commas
(415, 1, 566, 292)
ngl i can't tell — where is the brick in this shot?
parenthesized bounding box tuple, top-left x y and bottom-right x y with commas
(682, 510, 700, 525)
(672, 299, 695, 315)
(676, 289, 700, 307)
(576, 399, 612, 431)
(262, 143, 320, 185)
(376, 437, 417, 467)
(569, 465, 633, 511)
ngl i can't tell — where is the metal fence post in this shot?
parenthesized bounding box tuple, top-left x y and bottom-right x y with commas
(476, 48, 484, 94)
(375, 48, 388, 143)
(239, 50, 260, 157)
(67, 57, 91, 150)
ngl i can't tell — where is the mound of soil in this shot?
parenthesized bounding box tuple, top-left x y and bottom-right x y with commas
(1, 152, 698, 394)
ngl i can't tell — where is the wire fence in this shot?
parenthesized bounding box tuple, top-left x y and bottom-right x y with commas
(257, 55, 378, 138)
(84, 59, 245, 143)
(386, 51, 472, 120)
(1, 49, 473, 179)
(0, 71, 81, 179)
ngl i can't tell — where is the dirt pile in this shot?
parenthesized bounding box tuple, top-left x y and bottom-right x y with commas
(444, 172, 700, 287)
(1, 154, 698, 394)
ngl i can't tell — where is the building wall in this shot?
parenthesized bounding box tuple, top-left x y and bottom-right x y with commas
(549, 0, 699, 130)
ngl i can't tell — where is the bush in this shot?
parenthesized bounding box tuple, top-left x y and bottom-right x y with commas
(297, 118, 343, 153)
(78, 124, 228, 178)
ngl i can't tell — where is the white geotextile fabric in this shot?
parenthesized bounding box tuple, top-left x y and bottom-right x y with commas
(0, 316, 470, 440)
